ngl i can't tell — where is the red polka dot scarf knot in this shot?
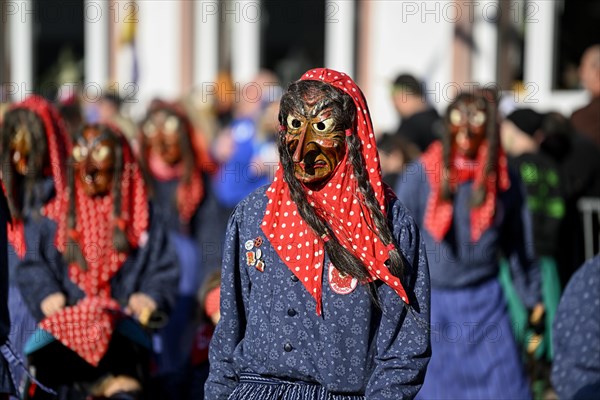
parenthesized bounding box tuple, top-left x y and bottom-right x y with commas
(262, 68, 409, 316)
(421, 140, 510, 243)
(5, 95, 70, 259)
(43, 127, 149, 366)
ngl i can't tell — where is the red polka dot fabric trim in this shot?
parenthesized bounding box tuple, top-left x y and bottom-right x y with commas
(421, 141, 510, 243)
(261, 68, 409, 315)
(40, 296, 122, 366)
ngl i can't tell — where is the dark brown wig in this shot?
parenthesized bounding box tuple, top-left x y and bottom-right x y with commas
(277, 80, 405, 297)
(1, 108, 49, 220)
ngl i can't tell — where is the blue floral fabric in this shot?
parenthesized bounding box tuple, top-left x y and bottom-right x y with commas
(206, 186, 431, 399)
(552, 255, 600, 399)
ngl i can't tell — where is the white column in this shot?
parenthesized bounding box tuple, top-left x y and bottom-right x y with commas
(135, 1, 181, 107)
(84, 0, 110, 88)
(472, 0, 498, 85)
(230, 0, 261, 84)
(324, 0, 355, 78)
(364, 0, 453, 133)
(194, 0, 219, 87)
(524, 0, 555, 94)
(8, 0, 33, 102)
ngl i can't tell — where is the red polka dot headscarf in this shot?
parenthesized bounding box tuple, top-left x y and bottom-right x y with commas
(3, 95, 70, 258)
(262, 68, 409, 315)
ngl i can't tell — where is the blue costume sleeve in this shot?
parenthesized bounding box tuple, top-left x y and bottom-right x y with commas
(501, 171, 541, 309)
(551, 255, 600, 399)
(205, 204, 250, 399)
(365, 200, 431, 399)
(394, 162, 426, 224)
(131, 208, 180, 314)
(15, 220, 69, 322)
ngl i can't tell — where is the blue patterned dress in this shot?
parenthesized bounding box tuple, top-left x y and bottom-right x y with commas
(396, 161, 540, 399)
(206, 186, 431, 399)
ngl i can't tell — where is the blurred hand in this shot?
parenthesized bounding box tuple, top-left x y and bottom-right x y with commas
(529, 303, 545, 330)
(212, 129, 235, 163)
(41, 292, 66, 317)
(526, 302, 546, 355)
(125, 293, 157, 325)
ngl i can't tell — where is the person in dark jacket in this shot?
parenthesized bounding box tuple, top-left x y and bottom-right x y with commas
(206, 68, 431, 399)
(16, 124, 179, 399)
(571, 44, 600, 149)
(500, 108, 565, 395)
(391, 73, 441, 152)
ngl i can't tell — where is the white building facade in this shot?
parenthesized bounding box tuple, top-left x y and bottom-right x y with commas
(2, 0, 592, 131)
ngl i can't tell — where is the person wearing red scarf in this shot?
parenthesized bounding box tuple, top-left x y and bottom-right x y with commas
(396, 90, 541, 399)
(137, 100, 218, 398)
(206, 69, 431, 399)
(15, 124, 179, 399)
(0, 95, 70, 392)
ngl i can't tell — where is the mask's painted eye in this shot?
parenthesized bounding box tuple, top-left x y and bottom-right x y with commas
(287, 115, 303, 129)
(91, 145, 112, 162)
(470, 111, 486, 127)
(449, 109, 463, 125)
(164, 116, 180, 135)
(144, 122, 157, 137)
(312, 118, 334, 133)
(72, 145, 88, 162)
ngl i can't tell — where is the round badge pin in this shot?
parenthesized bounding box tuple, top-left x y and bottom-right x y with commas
(328, 263, 358, 295)
(244, 240, 254, 250)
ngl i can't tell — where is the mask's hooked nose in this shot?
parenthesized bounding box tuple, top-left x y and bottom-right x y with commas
(292, 127, 308, 163)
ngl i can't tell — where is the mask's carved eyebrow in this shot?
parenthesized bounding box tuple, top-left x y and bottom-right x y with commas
(77, 132, 111, 149)
(306, 98, 333, 118)
(286, 97, 309, 119)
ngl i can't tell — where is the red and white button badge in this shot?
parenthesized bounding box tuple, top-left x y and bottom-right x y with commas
(245, 237, 265, 272)
(328, 262, 358, 295)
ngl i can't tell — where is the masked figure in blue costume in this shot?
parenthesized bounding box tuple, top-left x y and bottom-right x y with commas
(396, 90, 541, 399)
(16, 124, 179, 399)
(206, 69, 431, 399)
(1, 96, 71, 391)
(138, 100, 217, 398)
